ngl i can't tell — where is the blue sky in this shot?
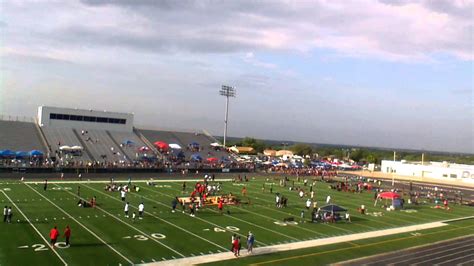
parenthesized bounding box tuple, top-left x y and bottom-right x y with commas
(0, 0, 472, 153)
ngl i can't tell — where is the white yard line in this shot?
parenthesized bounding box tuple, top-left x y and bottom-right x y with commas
(23, 179, 232, 184)
(139, 221, 450, 266)
(24, 183, 133, 264)
(82, 184, 228, 251)
(1, 190, 68, 266)
(54, 184, 186, 258)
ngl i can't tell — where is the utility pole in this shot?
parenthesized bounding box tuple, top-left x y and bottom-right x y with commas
(392, 151, 396, 186)
(219, 85, 236, 147)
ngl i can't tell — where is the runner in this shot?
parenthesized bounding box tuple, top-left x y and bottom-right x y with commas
(64, 225, 71, 246)
(50, 226, 59, 248)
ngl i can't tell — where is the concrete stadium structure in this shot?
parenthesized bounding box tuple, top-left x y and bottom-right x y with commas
(0, 106, 233, 166)
(381, 160, 474, 185)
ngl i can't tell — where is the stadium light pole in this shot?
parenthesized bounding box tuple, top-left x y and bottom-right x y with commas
(220, 85, 236, 147)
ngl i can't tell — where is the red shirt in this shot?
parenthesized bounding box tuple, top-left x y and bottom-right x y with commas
(50, 228, 59, 240)
(64, 227, 71, 237)
(218, 201, 223, 209)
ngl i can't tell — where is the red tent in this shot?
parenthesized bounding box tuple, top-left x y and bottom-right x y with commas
(206, 157, 218, 163)
(154, 141, 169, 150)
(138, 146, 150, 152)
(378, 192, 401, 199)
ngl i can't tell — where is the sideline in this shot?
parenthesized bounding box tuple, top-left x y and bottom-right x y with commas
(1, 190, 68, 266)
(139, 216, 474, 266)
(23, 179, 232, 184)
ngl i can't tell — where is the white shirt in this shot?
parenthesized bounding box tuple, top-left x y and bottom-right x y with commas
(326, 195, 331, 203)
(3, 208, 6, 215)
(138, 204, 144, 212)
(124, 204, 129, 212)
(120, 191, 126, 198)
(306, 200, 311, 207)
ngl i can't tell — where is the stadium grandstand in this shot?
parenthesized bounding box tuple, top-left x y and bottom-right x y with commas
(0, 106, 239, 172)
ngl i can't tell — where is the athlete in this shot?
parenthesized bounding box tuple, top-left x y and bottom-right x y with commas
(50, 226, 59, 248)
(138, 203, 144, 219)
(218, 198, 223, 214)
(171, 197, 178, 213)
(120, 189, 126, 201)
(64, 226, 71, 246)
(124, 202, 129, 218)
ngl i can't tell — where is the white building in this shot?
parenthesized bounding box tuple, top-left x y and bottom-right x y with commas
(37, 106, 134, 132)
(381, 160, 474, 183)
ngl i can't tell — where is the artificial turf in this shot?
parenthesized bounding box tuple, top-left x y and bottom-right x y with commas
(0, 176, 472, 265)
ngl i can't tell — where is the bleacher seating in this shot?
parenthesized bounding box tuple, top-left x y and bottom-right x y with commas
(41, 126, 92, 161)
(0, 120, 45, 152)
(106, 130, 152, 161)
(75, 129, 129, 163)
(138, 129, 232, 162)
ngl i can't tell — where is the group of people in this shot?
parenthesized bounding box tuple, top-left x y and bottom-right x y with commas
(3, 206, 13, 223)
(123, 202, 145, 221)
(231, 232, 255, 257)
(49, 225, 71, 248)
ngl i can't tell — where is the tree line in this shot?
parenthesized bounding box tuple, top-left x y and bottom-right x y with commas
(224, 137, 474, 165)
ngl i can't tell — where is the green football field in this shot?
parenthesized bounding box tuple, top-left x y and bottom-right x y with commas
(0, 176, 472, 265)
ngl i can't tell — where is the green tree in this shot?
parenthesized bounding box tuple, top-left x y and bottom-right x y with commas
(290, 144, 313, 156)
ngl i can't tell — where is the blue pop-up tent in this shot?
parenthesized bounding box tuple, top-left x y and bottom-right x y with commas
(122, 140, 134, 145)
(190, 153, 202, 162)
(29, 150, 44, 156)
(0, 149, 16, 158)
(189, 142, 200, 147)
(219, 156, 230, 163)
(15, 151, 29, 158)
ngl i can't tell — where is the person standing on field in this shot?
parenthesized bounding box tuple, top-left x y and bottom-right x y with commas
(3, 206, 7, 222)
(124, 202, 129, 218)
(6, 207, 12, 223)
(50, 226, 59, 248)
(64, 225, 71, 246)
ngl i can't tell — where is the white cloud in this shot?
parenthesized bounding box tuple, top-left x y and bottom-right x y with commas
(1, 0, 472, 62)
